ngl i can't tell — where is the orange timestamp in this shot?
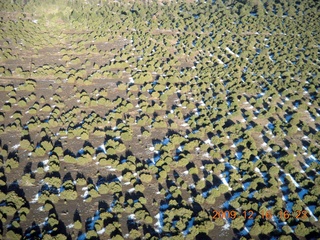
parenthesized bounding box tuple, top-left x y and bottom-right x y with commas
(212, 209, 309, 221)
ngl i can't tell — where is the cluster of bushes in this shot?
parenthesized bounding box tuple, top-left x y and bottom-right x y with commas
(0, 0, 319, 238)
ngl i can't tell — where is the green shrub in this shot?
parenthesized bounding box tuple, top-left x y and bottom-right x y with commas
(24, 83, 35, 92)
(44, 174, 61, 188)
(118, 83, 127, 91)
(21, 173, 35, 186)
(140, 173, 152, 183)
(41, 141, 53, 152)
(6, 230, 22, 239)
(5, 157, 19, 172)
(250, 222, 262, 236)
(20, 139, 33, 151)
(295, 222, 311, 237)
(41, 104, 51, 112)
(17, 98, 27, 107)
(44, 201, 54, 211)
(60, 189, 77, 200)
(74, 220, 82, 230)
(129, 229, 141, 239)
(120, 131, 132, 141)
(2, 103, 11, 111)
(76, 177, 86, 186)
(77, 154, 92, 165)
(4, 84, 14, 92)
(64, 154, 76, 164)
(134, 72, 153, 84)
(49, 158, 60, 172)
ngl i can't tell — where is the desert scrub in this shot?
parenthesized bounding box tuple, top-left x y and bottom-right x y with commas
(48, 155, 60, 172)
(117, 82, 127, 91)
(77, 154, 92, 165)
(35, 188, 57, 204)
(5, 156, 19, 173)
(120, 131, 132, 142)
(98, 157, 116, 166)
(44, 173, 61, 188)
(60, 189, 77, 200)
(24, 79, 37, 92)
(21, 173, 35, 186)
(41, 104, 52, 112)
(153, 119, 167, 129)
(73, 220, 82, 230)
(2, 103, 12, 111)
(98, 182, 111, 195)
(0, 171, 6, 186)
(2, 191, 26, 214)
(139, 172, 152, 183)
(133, 71, 153, 84)
(17, 98, 27, 108)
(76, 177, 87, 188)
(41, 140, 53, 152)
(87, 183, 100, 198)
